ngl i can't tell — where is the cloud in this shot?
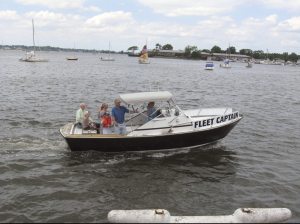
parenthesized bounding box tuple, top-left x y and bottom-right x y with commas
(137, 0, 243, 16)
(16, 0, 85, 9)
(82, 6, 102, 13)
(23, 11, 83, 30)
(85, 11, 135, 32)
(0, 10, 20, 20)
(261, 0, 300, 11)
(277, 17, 300, 32)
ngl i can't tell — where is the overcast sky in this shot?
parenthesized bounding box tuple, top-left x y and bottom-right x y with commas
(1, 0, 300, 53)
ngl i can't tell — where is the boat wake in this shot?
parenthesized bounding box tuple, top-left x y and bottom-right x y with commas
(0, 136, 67, 153)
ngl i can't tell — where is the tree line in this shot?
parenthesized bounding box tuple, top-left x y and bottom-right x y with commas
(128, 44, 299, 62)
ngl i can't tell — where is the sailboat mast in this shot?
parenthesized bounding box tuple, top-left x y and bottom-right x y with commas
(109, 41, 111, 56)
(32, 19, 36, 52)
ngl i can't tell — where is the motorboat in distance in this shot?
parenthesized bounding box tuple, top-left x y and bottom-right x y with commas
(66, 56, 78, 61)
(60, 91, 242, 152)
(205, 61, 214, 70)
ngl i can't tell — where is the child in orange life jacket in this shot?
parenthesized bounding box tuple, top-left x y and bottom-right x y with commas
(98, 103, 112, 134)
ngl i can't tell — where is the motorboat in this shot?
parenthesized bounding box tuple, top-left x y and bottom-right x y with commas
(66, 56, 78, 61)
(205, 61, 214, 70)
(60, 91, 242, 152)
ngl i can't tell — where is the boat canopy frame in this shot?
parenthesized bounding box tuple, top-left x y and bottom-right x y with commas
(120, 91, 191, 132)
(119, 91, 173, 105)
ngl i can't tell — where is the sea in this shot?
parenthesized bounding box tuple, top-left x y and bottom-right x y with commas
(0, 50, 299, 223)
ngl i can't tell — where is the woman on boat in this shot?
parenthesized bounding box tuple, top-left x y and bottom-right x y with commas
(98, 103, 112, 134)
(82, 111, 97, 130)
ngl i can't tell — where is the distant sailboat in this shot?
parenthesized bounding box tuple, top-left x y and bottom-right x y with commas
(66, 43, 78, 61)
(220, 58, 231, 68)
(101, 42, 115, 61)
(246, 61, 253, 68)
(220, 44, 231, 68)
(138, 44, 150, 64)
(19, 19, 48, 62)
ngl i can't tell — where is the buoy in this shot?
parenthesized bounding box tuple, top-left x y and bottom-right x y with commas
(107, 208, 292, 223)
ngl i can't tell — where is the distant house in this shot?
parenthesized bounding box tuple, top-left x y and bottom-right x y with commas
(153, 49, 185, 57)
(210, 53, 250, 61)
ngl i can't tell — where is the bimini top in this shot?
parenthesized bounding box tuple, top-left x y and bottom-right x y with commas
(119, 91, 173, 105)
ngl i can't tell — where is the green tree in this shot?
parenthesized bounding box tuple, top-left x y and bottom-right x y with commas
(155, 43, 162, 50)
(227, 46, 236, 54)
(128, 46, 138, 51)
(240, 49, 253, 56)
(253, 50, 264, 59)
(288, 52, 298, 62)
(184, 45, 198, 56)
(191, 50, 201, 58)
(162, 44, 173, 50)
(211, 45, 222, 53)
(202, 49, 210, 53)
(283, 52, 289, 62)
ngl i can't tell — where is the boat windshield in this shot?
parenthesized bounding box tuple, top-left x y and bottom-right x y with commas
(124, 98, 182, 128)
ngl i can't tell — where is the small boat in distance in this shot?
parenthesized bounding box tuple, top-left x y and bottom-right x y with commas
(60, 91, 242, 152)
(101, 41, 115, 61)
(138, 45, 150, 64)
(66, 43, 78, 61)
(66, 57, 78, 61)
(19, 19, 48, 62)
(246, 61, 252, 68)
(220, 44, 232, 68)
(220, 59, 231, 68)
(205, 61, 214, 70)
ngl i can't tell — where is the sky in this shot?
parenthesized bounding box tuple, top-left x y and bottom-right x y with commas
(1, 0, 300, 53)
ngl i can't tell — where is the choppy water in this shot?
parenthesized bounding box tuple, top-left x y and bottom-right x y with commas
(0, 50, 299, 222)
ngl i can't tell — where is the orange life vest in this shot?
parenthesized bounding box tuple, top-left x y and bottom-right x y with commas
(102, 114, 112, 128)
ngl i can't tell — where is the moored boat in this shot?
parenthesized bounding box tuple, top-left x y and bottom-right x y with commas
(19, 19, 48, 62)
(101, 41, 115, 61)
(220, 59, 231, 68)
(205, 61, 214, 70)
(101, 57, 115, 61)
(246, 62, 252, 68)
(66, 56, 78, 61)
(60, 91, 242, 152)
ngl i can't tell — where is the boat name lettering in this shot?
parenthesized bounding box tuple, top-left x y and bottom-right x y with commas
(193, 112, 239, 129)
(216, 112, 239, 124)
(194, 118, 215, 128)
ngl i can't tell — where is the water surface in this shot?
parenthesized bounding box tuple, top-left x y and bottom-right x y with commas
(0, 50, 299, 222)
